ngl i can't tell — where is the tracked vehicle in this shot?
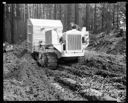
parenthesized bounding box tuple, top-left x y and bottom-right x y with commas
(27, 18, 89, 69)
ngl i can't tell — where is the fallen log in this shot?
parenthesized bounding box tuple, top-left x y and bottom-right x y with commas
(55, 77, 117, 101)
(102, 95, 117, 101)
(54, 77, 80, 91)
(80, 89, 117, 101)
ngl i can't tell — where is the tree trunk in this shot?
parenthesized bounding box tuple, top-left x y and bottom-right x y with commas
(82, 4, 86, 27)
(86, 4, 88, 30)
(59, 4, 61, 20)
(112, 4, 115, 29)
(116, 3, 119, 29)
(101, 4, 104, 31)
(54, 4, 56, 19)
(3, 4, 6, 42)
(94, 4, 97, 33)
(27, 4, 29, 18)
(43, 4, 45, 18)
(11, 4, 14, 43)
(75, 4, 79, 25)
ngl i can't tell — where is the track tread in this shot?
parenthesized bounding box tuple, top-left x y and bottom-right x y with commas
(46, 53, 58, 70)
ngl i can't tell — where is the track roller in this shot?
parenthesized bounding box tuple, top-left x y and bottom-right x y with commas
(37, 52, 57, 70)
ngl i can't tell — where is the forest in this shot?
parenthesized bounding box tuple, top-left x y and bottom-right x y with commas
(3, 3, 126, 43)
(3, 3, 126, 101)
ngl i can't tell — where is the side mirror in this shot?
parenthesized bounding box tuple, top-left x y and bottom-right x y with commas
(82, 36, 89, 44)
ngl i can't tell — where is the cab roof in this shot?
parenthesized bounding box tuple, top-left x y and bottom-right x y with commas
(28, 18, 63, 29)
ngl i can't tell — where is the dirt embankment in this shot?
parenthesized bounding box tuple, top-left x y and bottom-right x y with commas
(88, 30, 126, 55)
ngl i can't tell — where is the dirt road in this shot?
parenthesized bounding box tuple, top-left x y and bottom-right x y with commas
(3, 50, 126, 101)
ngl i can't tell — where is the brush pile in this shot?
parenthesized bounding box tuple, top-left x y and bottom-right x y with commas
(88, 29, 126, 55)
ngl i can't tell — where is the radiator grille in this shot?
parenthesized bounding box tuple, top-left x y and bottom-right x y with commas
(67, 35, 81, 50)
(45, 30, 52, 45)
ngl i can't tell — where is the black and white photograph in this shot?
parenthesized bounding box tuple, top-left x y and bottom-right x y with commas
(3, 3, 126, 101)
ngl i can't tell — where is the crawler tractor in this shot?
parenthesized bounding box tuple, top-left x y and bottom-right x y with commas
(27, 19, 89, 69)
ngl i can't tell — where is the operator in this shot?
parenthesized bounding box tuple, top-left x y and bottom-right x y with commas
(70, 22, 81, 30)
(63, 22, 78, 40)
(59, 22, 77, 43)
(59, 22, 79, 50)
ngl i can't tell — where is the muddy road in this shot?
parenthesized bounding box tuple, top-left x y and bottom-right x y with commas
(3, 49, 126, 101)
(3, 32, 126, 101)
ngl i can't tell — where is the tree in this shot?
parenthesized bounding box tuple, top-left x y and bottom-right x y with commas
(59, 4, 61, 20)
(85, 4, 89, 30)
(94, 4, 97, 32)
(11, 4, 14, 43)
(54, 4, 57, 19)
(101, 3, 105, 31)
(3, 4, 6, 42)
(116, 3, 119, 29)
(75, 4, 79, 25)
(112, 4, 115, 29)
